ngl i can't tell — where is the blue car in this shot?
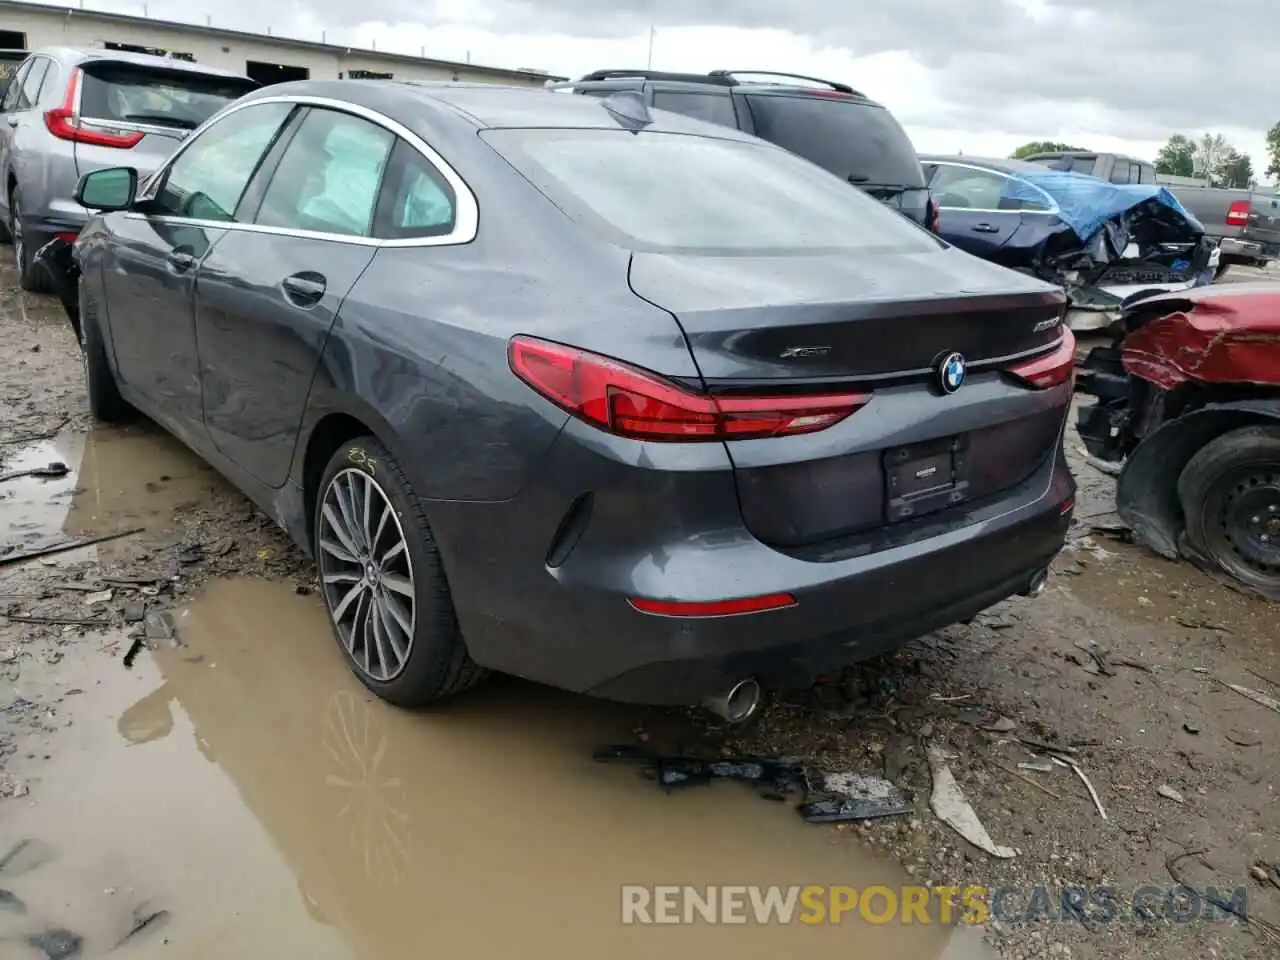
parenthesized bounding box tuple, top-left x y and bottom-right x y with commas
(919, 155, 1217, 329)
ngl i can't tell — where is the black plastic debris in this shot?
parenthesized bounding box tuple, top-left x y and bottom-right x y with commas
(0, 461, 69, 483)
(593, 746, 913, 823)
(799, 772, 914, 823)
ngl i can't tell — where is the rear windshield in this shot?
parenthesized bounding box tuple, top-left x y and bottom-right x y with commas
(482, 128, 939, 257)
(1030, 155, 1098, 177)
(80, 64, 256, 131)
(743, 94, 925, 188)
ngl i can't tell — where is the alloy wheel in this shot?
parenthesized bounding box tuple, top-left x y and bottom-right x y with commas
(317, 468, 416, 681)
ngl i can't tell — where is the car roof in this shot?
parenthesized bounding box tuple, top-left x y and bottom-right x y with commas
(919, 154, 1053, 175)
(35, 45, 253, 80)
(245, 79, 764, 139)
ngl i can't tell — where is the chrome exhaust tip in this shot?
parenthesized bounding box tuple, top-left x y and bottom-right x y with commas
(703, 678, 762, 724)
(1020, 568, 1049, 598)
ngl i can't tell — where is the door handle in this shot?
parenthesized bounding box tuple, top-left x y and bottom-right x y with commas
(282, 273, 326, 306)
(971, 223, 1000, 233)
(166, 250, 197, 271)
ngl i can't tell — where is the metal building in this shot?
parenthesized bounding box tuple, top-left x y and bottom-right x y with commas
(0, 0, 562, 87)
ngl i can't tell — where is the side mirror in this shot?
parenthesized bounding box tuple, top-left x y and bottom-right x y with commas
(75, 167, 138, 212)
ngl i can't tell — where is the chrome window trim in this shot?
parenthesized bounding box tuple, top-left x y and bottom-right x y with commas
(124, 94, 478, 247)
(927, 160, 1060, 216)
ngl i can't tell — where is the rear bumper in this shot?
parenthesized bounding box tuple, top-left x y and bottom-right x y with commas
(429, 416, 1075, 706)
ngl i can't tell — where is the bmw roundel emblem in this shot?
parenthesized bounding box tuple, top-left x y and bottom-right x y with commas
(938, 352, 966, 394)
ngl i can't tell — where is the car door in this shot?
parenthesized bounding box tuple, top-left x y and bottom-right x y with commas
(925, 162, 1024, 257)
(101, 99, 295, 433)
(0, 57, 47, 223)
(194, 105, 396, 487)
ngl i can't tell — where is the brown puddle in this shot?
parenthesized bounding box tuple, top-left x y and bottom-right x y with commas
(0, 578, 992, 959)
(1, 423, 227, 567)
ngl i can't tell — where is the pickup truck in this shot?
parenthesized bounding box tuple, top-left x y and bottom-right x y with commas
(1023, 150, 1280, 273)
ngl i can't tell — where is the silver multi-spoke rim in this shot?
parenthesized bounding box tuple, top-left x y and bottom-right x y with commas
(317, 468, 416, 682)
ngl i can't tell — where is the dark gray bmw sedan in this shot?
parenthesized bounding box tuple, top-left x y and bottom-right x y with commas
(44, 79, 1076, 719)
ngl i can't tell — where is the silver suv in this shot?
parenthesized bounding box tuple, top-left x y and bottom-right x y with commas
(0, 46, 256, 291)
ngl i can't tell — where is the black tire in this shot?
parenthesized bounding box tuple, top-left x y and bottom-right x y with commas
(1177, 425, 1280, 594)
(10, 184, 53, 293)
(79, 278, 135, 423)
(313, 435, 486, 706)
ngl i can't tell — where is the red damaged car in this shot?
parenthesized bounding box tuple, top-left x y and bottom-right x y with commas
(1075, 283, 1280, 598)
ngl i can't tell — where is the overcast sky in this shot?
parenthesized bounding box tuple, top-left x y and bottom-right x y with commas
(64, 0, 1279, 181)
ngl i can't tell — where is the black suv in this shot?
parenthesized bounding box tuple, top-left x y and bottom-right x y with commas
(568, 69, 938, 233)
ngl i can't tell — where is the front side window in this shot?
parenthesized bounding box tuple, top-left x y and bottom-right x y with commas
(1, 60, 30, 111)
(482, 127, 939, 256)
(928, 165, 1010, 210)
(152, 101, 293, 220)
(1108, 162, 1132, 185)
(256, 107, 394, 237)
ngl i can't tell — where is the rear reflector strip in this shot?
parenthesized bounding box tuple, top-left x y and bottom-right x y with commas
(628, 593, 797, 618)
(1059, 497, 1074, 516)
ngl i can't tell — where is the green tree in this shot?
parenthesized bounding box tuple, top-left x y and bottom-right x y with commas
(1266, 121, 1280, 180)
(1154, 134, 1196, 177)
(1010, 140, 1086, 159)
(1216, 148, 1254, 189)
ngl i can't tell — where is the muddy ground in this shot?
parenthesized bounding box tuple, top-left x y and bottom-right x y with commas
(1, 260, 1277, 959)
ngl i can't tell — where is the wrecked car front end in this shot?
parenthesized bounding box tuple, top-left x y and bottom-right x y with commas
(1075, 283, 1280, 598)
(1001, 172, 1216, 333)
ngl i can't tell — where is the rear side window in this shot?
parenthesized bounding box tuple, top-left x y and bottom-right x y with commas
(743, 94, 924, 188)
(153, 101, 293, 220)
(482, 127, 939, 257)
(256, 108, 394, 237)
(1108, 162, 1132, 185)
(15, 58, 48, 110)
(79, 63, 256, 131)
(373, 139, 456, 239)
(651, 90, 737, 129)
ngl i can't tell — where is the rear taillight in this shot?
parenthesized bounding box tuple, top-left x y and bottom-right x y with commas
(508, 336, 870, 441)
(927, 196, 941, 234)
(1006, 329, 1076, 390)
(44, 68, 144, 149)
(1226, 200, 1251, 227)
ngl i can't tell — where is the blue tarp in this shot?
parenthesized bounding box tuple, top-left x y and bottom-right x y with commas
(1002, 170, 1206, 245)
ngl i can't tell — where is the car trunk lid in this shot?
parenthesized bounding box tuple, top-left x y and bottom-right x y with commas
(628, 249, 1065, 383)
(629, 250, 1072, 550)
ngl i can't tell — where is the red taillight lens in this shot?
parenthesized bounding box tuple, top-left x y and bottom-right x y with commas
(508, 336, 870, 442)
(1226, 200, 1250, 226)
(44, 68, 144, 149)
(1007, 329, 1076, 389)
(628, 592, 797, 617)
(53, 231, 78, 245)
